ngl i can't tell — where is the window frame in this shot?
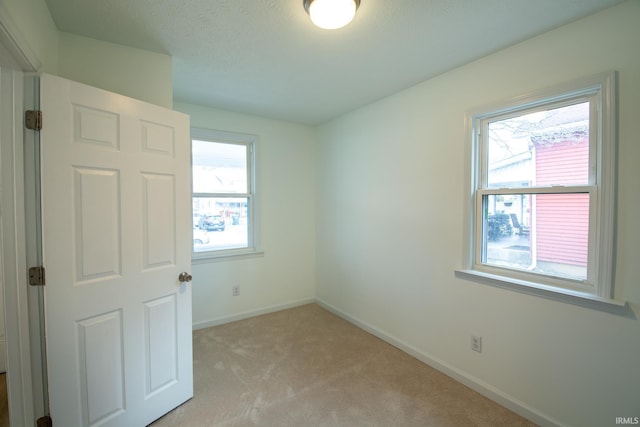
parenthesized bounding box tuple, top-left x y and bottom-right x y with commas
(191, 127, 261, 261)
(457, 72, 622, 307)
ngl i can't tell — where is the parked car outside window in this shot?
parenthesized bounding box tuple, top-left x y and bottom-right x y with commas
(193, 229, 210, 245)
(198, 214, 226, 231)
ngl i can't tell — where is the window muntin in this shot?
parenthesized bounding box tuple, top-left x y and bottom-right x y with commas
(466, 73, 616, 300)
(191, 130, 256, 257)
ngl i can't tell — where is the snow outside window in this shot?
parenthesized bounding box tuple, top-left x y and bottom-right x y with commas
(191, 128, 258, 259)
(459, 72, 619, 305)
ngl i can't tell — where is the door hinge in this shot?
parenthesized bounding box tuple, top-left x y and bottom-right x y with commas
(36, 415, 53, 427)
(25, 110, 43, 131)
(28, 266, 46, 286)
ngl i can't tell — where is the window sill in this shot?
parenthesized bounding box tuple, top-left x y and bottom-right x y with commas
(455, 269, 628, 314)
(192, 249, 264, 264)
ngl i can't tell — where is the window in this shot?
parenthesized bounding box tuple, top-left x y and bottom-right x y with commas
(191, 128, 258, 258)
(461, 72, 618, 303)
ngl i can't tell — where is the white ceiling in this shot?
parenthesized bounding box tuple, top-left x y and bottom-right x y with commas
(44, 0, 624, 125)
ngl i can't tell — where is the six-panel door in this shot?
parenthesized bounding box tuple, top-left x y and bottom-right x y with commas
(40, 73, 193, 427)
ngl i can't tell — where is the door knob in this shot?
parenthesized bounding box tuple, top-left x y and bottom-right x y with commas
(178, 272, 192, 283)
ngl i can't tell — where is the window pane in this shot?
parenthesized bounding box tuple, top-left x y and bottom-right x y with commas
(193, 197, 249, 252)
(192, 140, 247, 193)
(483, 193, 588, 281)
(487, 102, 590, 188)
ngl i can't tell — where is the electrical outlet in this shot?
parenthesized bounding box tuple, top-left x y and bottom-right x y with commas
(232, 285, 240, 296)
(471, 335, 482, 353)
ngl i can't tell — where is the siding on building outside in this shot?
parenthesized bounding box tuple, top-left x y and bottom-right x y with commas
(534, 139, 589, 266)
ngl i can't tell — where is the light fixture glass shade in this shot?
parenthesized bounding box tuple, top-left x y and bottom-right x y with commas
(307, 0, 358, 30)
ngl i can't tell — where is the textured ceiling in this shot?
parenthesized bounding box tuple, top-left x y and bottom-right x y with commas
(45, 0, 624, 125)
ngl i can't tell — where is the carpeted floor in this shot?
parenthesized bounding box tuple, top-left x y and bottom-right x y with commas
(150, 304, 536, 427)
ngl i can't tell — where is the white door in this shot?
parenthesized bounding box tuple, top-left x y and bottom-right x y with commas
(40, 73, 193, 426)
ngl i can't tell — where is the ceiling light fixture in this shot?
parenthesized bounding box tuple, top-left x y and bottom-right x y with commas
(303, 0, 361, 30)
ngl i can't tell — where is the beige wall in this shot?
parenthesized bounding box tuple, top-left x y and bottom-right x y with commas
(0, 0, 58, 72)
(315, 2, 640, 426)
(174, 102, 317, 328)
(0, 0, 172, 107)
(57, 32, 173, 108)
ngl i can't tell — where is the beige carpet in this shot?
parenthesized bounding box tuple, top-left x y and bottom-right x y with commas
(150, 304, 536, 427)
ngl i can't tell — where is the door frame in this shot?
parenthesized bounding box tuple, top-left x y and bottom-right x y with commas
(0, 6, 46, 425)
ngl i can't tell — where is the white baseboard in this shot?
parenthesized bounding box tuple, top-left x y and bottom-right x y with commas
(315, 298, 563, 427)
(192, 298, 316, 330)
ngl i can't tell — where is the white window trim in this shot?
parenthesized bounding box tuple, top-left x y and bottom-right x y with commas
(456, 71, 626, 309)
(191, 127, 263, 262)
